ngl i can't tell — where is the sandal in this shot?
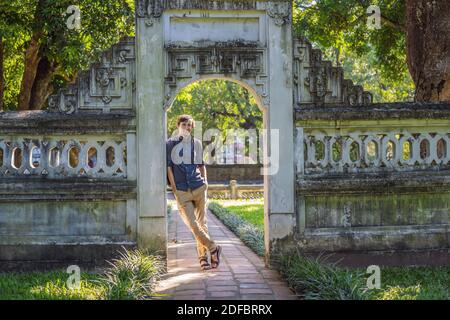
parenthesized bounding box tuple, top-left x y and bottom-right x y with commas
(210, 245, 222, 269)
(199, 257, 211, 271)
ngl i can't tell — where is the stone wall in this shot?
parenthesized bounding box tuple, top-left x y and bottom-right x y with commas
(292, 102, 450, 266)
(0, 111, 137, 270)
(206, 164, 263, 183)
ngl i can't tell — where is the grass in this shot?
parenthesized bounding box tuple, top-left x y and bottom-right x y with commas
(208, 200, 265, 257)
(280, 252, 367, 300)
(0, 248, 166, 300)
(101, 248, 165, 300)
(280, 250, 450, 300)
(0, 271, 105, 300)
(366, 266, 450, 300)
(211, 199, 264, 229)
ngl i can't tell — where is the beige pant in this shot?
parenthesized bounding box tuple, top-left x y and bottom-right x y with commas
(174, 184, 217, 259)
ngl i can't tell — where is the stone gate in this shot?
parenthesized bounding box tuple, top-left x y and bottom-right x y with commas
(0, 0, 448, 269)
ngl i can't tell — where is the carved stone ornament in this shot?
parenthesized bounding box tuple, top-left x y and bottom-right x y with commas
(165, 47, 269, 108)
(47, 38, 135, 113)
(293, 37, 373, 106)
(267, 1, 291, 26)
(136, 0, 163, 25)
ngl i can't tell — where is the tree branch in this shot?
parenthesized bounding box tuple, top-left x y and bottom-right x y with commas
(380, 14, 406, 33)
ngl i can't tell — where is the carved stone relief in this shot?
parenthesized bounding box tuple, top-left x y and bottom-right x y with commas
(293, 37, 373, 106)
(136, 0, 258, 13)
(267, 1, 291, 26)
(48, 38, 135, 114)
(165, 47, 269, 108)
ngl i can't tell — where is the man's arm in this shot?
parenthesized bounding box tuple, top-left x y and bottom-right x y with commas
(195, 138, 207, 184)
(199, 165, 207, 184)
(167, 166, 177, 193)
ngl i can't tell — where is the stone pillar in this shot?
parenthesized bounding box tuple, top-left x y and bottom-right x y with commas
(135, 14, 167, 254)
(230, 180, 238, 199)
(265, 1, 296, 265)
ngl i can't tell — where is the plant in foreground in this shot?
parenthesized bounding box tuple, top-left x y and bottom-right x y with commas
(100, 247, 165, 300)
(279, 250, 368, 300)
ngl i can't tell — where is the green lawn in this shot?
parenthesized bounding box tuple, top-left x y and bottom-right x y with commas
(366, 266, 450, 300)
(0, 271, 105, 300)
(0, 248, 165, 300)
(212, 199, 264, 229)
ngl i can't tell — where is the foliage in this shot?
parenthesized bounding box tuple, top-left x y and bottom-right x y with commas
(280, 250, 450, 300)
(101, 247, 165, 300)
(208, 201, 265, 257)
(280, 251, 368, 300)
(0, 0, 135, 110)
(167, 80, 263, 139)
(294, 0, 414, 102)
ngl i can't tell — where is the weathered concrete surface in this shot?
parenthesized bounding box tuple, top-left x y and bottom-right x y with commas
(0, 180, 136, 200)
(293, 102, 450, 266)
(296, 102, 450, 122)
(302, 249, 450, 268)
(0, 201, 129, 240)
(135, 8, 167, 255)
(206, 164, 263, 184)
(0, 112, 138, 267)
(0, 244, 136, 272)
(0, 111, 135, 135)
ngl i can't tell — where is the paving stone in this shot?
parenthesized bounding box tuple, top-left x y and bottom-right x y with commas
(241, 294, 275, 300)
(174, 295, 206, 300)
(240, 288, 274, 295)
(207, 285, 238, 292)
(176, 283, 206, 290)
(209, 291, 240, 298)
(239, 283, 270, 289)
(175, 289, 206, 295)
(206, 280, 237, 286)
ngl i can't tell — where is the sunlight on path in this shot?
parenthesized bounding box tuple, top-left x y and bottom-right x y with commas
(154, 202, 297, 300)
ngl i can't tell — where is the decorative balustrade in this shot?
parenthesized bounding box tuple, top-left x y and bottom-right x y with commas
(301, 130, 449, 175)
(0, 111, 135, 180)
(296, 103, 450, 177)
(0, 137, 127, 179)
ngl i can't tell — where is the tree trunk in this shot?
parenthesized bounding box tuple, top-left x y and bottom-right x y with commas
(17, 32, 42, 111)
(406, 0, 450, 101)
(0, 37, 4, 111)
(18, 0, 45, 111)
(29, 56, 57, 110)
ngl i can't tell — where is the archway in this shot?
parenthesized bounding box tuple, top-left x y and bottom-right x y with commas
(165, 78, 268, 257)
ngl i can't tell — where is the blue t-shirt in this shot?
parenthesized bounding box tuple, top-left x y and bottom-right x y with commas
(166, 135, 205, 191)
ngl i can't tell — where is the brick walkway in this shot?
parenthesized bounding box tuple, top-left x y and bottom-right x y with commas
(154, 202, 297, 300)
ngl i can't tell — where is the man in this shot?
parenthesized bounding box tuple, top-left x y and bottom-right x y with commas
(166, 114, 222, 271)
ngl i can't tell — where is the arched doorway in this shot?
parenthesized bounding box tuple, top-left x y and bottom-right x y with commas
(165, 78, 267, 258)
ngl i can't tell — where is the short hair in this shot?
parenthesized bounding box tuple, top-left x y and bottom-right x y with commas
(177, 114, 195, 127)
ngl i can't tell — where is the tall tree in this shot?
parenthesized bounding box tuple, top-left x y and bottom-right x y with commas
(294, 0, 449, 102)
(406, 0, 450, 101)
(1, 0, 134, 111)
(0, 36, 4, 111)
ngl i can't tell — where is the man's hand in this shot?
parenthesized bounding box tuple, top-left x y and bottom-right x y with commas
(167, 166, 178, 195)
